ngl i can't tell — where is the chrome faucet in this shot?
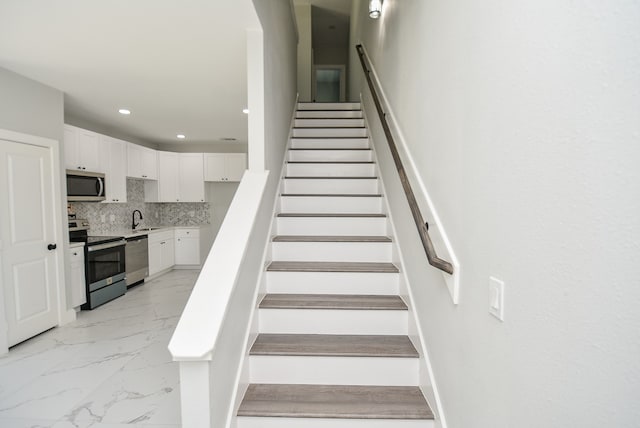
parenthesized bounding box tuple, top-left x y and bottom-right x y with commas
(132, 210, 143, 230)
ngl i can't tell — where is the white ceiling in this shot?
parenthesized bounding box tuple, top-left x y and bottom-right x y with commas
(0, 0, 260, 146)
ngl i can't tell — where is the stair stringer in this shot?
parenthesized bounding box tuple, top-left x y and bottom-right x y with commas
(225, 101, 299, 428)
(362, 107, 447, 428)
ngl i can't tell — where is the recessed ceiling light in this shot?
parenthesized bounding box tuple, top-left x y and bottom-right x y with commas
(118, 109, 131, 115)
(242, 108, 250, 114)
(221, 137, 237, 141)
(177, 134, 186, 139)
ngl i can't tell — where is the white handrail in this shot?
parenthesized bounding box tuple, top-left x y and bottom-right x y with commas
(168, 170, 269, 361)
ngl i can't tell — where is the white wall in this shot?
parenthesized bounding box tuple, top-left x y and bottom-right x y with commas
(294, 1, 312, 101)
(350, 1, 640, 427)
(0, 67, 73, 314)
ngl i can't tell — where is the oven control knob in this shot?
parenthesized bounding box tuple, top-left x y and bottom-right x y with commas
(47, 243, 57, 251)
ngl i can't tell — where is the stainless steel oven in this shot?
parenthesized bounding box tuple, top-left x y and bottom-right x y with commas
(69, 218, 127, 310)
(83, 237, 127, 309)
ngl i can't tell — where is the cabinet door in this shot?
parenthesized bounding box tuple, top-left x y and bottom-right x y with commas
(179, 153, 205, 202)
(68, 249, 86, 307)
(64, 125, 78, 170)
(175, 237, 199, 265)
(127, 143, 143, 178)
(148, 240, 163, 276)
(142, 147, 158, 180)
(162, 239, 175, 270)
(109, 139, 128, 202)
(204, 153, 226, 182)
(76, 129, 101, 172)
(225, 153, 247, 182)
(158, 152, 179, 202)
(100, 137, 127, 203)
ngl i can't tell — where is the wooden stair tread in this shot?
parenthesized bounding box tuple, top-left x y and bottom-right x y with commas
(250, 334, 418, 357)
(289, 147, 371, 150)
(273, 235, 391, 243)
(285, 176, 377, 179)
(277, 213, 386, 217)
(238, 384, 433, 419)
(287, 161, 375, 164)
(267, 261, 398, 273)
(260, 294, 406, 310)
(281, 193, 382, 197)
(293, 126, 366, 129)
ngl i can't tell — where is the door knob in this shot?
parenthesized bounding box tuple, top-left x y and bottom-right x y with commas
(47, 243, 57, 251)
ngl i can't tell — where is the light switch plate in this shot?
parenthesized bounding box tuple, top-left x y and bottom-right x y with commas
(489, 276, 505, 321)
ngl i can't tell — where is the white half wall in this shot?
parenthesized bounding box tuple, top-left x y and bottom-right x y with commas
(350, 1, 640, 427)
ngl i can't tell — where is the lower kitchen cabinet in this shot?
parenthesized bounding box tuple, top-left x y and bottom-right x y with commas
(175, 228, 200, 265)
(148, 230, 175, 276)
(69, 245, 87, 308)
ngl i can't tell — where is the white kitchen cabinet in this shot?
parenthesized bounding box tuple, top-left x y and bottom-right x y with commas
(179, 153, 206, 202)
(158, 151, 180, 202)
(148, 230, 175, 276)
(127, 143, 158, 180)
(64, 125, 102, 173)
(147, 152, 206, 202)
(99, 136, 127, 203)
(68, 245, 86, 308)
(204, 153, 246, 182)
(175, 228, 200, 265)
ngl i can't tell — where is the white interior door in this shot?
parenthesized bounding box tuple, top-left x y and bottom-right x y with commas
(0, 139, 60, 347)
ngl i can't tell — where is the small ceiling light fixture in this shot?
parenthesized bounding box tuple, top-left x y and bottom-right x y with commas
(242, 108, 250, 114)
(369, 0, 382, 19)
(177, 134, 186, 139)
(118, 108, 131, 115)
(221, 137, 237, 141)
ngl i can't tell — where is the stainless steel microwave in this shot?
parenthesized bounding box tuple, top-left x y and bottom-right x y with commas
(66, 170, 106, 202)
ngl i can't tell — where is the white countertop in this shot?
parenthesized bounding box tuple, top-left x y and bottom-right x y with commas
(92, 225, 204, 239)
(69, 242, 85, 249)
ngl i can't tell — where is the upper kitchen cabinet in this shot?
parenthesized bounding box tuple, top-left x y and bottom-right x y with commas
(99, 136, 128, 203)
(179, 153, 206, 202)
(64, 125, 102, 173)
(127, 143, 158, 180)
(146, 152, 206, 202)
(204, 153, 247, 182)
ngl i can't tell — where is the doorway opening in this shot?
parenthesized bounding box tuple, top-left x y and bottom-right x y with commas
(313, 65, 346, 102)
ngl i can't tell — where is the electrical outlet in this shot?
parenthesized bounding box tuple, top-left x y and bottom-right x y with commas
(100, 214, 106, 223)
(109, 214, 115, 223)
(489, 276, 505, 321)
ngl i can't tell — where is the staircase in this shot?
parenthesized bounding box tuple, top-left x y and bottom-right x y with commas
(237, 102, 434, 427)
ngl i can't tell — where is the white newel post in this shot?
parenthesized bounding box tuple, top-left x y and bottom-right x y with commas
(179, 360, 213, 428)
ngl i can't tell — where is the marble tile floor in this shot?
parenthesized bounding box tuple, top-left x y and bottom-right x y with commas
(0, 269, 199, 428)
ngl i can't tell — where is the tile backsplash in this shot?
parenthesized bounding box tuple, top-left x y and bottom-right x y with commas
(69, 178, 211, 234)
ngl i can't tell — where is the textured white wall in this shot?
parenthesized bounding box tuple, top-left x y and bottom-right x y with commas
(294, 2, 313, 101)
(351, 1, 640, 427)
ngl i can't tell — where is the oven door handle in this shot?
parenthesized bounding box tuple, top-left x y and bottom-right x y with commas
(87, 240, 126, 252)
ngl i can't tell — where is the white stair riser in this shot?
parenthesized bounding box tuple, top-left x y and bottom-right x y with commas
(259, 309, 407, 335)
(286, 163, 375, 176)
(296, 110, 363, 119)
(291, 138, 370, 149)
(295, 119, 365, 128)
(266, 272, 399, 295)
(249, 356, 417, 386)
(289, 150, 373, 162)
(272, 241, 392, 262)
(277, 217, 387, 236)
(283, 179, 379, 195)
(291, 138, 369, 149)
(238, 417, 434, 428)
(280, 196, 382, 214)
(298, 102, 361, 110)
(293, 128, 367, 138)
